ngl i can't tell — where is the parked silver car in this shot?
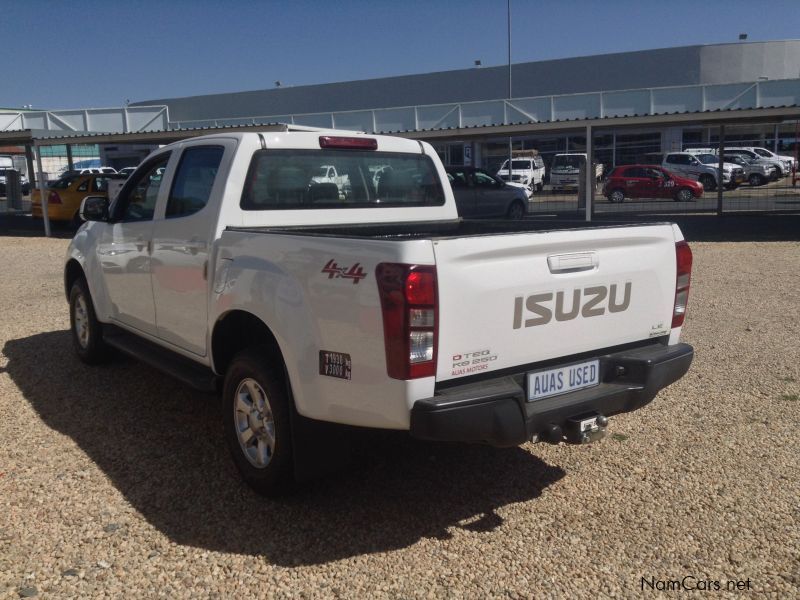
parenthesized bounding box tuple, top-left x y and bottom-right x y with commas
(446, 166, 529, 219)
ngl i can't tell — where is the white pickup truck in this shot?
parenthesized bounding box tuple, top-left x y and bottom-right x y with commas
(65, 130, 694, 494)
(549, 153, 604, 191)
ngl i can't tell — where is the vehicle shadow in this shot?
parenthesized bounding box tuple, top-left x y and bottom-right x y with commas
(4, 330, 565, 566)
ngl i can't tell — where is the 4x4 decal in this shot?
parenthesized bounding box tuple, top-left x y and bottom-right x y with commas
(321, 259, 367, 284)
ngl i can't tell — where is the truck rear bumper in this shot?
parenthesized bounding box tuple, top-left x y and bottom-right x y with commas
(410, 342, 693, 447)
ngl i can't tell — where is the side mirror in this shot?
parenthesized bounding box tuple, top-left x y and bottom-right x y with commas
(80, 196, 109, 222)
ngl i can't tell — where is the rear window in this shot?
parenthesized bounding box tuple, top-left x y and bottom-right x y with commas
(49, 175, 80, 189)
(240, 149, 445, 210)
(502, 160, 533, 170)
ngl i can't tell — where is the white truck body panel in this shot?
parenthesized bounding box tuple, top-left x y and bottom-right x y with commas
(213, 231, 437, 429)
(432, 225, 677, 381)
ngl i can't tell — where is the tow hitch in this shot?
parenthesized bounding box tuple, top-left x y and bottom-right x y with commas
(538, 413, 608, 444)
(565, 413, 608, 444)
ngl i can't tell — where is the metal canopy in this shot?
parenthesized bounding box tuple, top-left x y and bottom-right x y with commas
(394, 105, 800, 141)
(0, 122, 310, 147)
(3, 103, 800, 237)
(2, 104, 799, 149)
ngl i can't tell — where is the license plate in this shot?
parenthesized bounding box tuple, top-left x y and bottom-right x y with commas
(527, 359, 600, 402)
(319, 350, 352, 380)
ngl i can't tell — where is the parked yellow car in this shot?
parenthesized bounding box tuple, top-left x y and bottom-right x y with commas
(32, 173, 124, 226)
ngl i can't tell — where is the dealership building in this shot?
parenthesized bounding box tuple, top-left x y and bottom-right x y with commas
(2, 39, 799, 181)
(124, 39, 800, 174)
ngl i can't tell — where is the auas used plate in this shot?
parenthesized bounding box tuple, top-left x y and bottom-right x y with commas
(527, 359, 600, 402)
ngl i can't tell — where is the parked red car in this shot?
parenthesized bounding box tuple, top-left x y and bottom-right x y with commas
(603, 165, 703, 202)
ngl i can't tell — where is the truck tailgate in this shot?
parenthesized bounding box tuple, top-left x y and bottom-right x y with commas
(433, 224, 677, 382)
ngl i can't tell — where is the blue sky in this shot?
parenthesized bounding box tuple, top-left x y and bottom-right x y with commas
(4, 0, 800, 109)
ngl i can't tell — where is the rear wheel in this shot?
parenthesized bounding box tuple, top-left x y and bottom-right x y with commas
(69, 276, 109, 364)
(507, 200, 525, 220)
(223, 347, 293, 495)
(675, 188, 694, 202)
(609, 188, 625, 203)
(699, 174, 717, 192)
(748, 173, 766, 186)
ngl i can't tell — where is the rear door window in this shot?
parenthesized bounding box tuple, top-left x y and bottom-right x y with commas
(166, 146, 224, 218)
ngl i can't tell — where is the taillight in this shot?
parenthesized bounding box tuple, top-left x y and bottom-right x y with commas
(672, 241, 693, 328)
(48, 191, 62, 205)
(319, 136, 378, 150)
(375, 263, 438, 379)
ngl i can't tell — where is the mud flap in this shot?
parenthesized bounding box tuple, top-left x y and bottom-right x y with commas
(287, 386, 356, 483)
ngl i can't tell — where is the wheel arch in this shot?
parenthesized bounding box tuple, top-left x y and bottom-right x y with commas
(211, 310, 286, 377)
(64, 259, 85, 301)
(507, 197, 526, 216)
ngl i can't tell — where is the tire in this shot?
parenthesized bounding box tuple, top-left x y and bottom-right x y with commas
(699, 174, 716, 192)
(748, 173, 765, 186)
(675, 188, 694, 202)
(222, 347, 294, 496)
(536, 181, 543, 192)
(609, 188, 625, 203)
(69, 277, 109, 365)
(774, 166, 783, 178)
(507, 200, 525, 220)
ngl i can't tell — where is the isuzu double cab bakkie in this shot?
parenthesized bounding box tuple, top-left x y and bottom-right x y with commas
(65, 129, 694, 494)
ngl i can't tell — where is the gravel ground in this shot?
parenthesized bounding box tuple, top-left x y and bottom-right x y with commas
(0, 232, 798, 598)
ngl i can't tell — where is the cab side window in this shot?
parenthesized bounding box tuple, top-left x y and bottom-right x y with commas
(166, 146, 224, 218)
(116, 154, 171, 222)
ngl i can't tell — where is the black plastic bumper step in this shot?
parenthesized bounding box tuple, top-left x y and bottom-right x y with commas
(103, 324, 218, 393)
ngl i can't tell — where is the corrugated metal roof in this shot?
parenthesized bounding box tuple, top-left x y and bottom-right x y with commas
(0, 103, 797, 145)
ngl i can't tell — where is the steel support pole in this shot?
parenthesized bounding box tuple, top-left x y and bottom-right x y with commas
(507, 0, 512, 191)
(716, 125, 725, 216)
(24, 145, 36, 192)
(34, 142, 51, 237)
(66, 144, 74, 171)
(585, 125, 593, 221)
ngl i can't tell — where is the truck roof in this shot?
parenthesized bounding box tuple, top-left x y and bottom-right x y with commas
(160, 130, 426, 155)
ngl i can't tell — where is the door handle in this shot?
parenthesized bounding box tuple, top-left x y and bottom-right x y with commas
(547, 252, 599, 274)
